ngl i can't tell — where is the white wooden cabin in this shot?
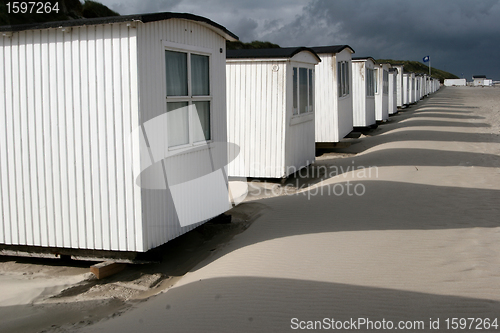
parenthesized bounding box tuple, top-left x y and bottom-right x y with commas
(351, 57, 377, 127)
(422, 74, 428, 95)
(226, 47, 320, 178)
(409, 73, 416, 104)
(414, 74, 422, 102)
(388, 68, 398, 115)
(375, 63, 390, 121)
(391, 65, 404, 108)
(427, 76, 432, 94)
(402, 73, 410, 105)
(311, 45, 355, 145)
(472, 75, 492, 86)
(433, 78, 440, 92)
(0, 13, 238, 258)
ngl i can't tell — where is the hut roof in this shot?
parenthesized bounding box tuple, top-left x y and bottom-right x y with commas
(310, 45, 355, 55)
(227, 47, 321, 62)
(0, 11, 238, 41)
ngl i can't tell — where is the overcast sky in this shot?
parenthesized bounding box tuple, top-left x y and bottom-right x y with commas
(99, 0, 500, 80)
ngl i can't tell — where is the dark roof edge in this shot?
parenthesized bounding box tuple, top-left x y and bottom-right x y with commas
(227, 47, 321, 62)
(0, 12, 239, 41)
(352, 56, 377, 64)
(309, 45, 355, 55)
(287, 47, 321, 62)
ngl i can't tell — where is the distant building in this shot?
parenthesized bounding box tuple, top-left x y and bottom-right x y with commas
(472, 75, 492, 86)
(444, 79, 466, 86)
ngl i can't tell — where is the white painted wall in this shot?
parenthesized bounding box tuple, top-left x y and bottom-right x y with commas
(314, 48, 353, 143)
(444, 78, 466, 86)
(352, 59, 376, 127)
(136, 19, 231, 251)
(388, 70, 398, 115)
(0, 23, 142, 251)
(226, 51, 318, 178)
(375, 64, 390, 121)
(392, 65, 404, 108)
(409, 73, 416, 104)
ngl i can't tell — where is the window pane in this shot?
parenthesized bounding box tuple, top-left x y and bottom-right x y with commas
(293, 67, 298, 115)
(165, 50, 188, 96)
(346, 62, 349, 95)
(342, 62, 346, 96)
(308, 69, 313, 113)
(383, 70, 389, 94)
(367, 68, 374, 96)
(366, 68, 370, 95)
(191, 54, 210, 96)
(337, 62, 342, 96)
(167, 102, 189, 147)
(299, 68, 308, 114)
(193, 101, 211, 142)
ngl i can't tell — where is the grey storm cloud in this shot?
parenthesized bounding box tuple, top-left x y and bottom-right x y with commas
(261, 0, 500, 79)
(97, 0, 500, 80)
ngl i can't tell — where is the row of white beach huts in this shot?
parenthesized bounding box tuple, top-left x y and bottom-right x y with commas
(0, 13, 440, 258)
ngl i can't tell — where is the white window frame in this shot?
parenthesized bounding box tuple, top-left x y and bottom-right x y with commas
(383, 70, 389, 95)
(337, 61, 350, 98)
(292, 66, 314, 116)
(366, 67, 375, 97)
(163, 41, 213, 150)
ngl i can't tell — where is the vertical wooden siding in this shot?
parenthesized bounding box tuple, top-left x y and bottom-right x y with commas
(375, 66, 389, 121)
(314, 50, 353, 143)
(136, 20, 230, 250)
(284, 61, 316, 177)
(352, 61, 375, 127)
(314, 53, 338, 142)
(393, 65, 404, 107)
(388, 72, 398, 115)
(336, 51, 354, 140)
(226, 60, 286, 178)
(0, 23, 142, 251)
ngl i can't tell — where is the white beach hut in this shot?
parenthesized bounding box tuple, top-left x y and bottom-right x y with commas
(409, 73, 416, 104)
(310, 45, 355, 146)
(351, 57, 377, 127)
(423, 75, 429, 97)
(0, 13, 238, 258)
(433, 78, 440, 92)
(402, 73, 410, 106)
(375, 63, 390, 121)
(391, 65, 404, 108)
(472, 75, 492, 86)
(388, 68, 398, 115)
(226, 47, 321, 178)
(414, 74, 422, 102)
(427, 76, 433, 94)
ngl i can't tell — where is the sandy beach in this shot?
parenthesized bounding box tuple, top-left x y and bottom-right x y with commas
(1, 86, 500, 332)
